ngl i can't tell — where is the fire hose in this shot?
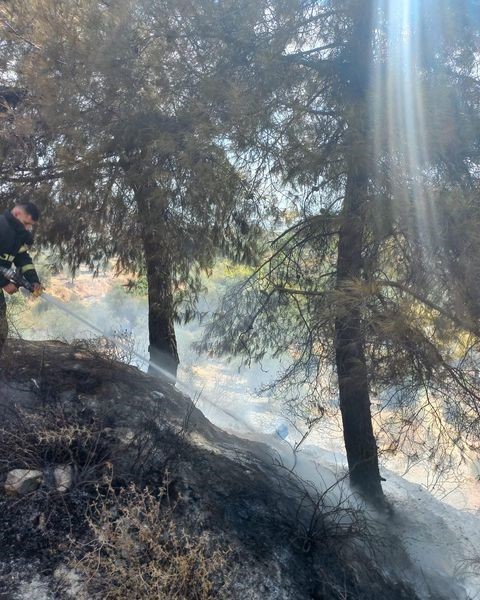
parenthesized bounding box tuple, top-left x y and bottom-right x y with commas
(0, 265, 257, 433)
(0, 266, 42, 297)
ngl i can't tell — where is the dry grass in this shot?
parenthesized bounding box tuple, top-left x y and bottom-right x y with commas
(73, 482, 233, 600)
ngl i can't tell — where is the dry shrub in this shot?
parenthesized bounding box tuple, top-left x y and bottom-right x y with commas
(71, 330, 136, 365)
(75, 483, 233, 599)
(0, 399, 117, 558)
(0, 405, 112, 488)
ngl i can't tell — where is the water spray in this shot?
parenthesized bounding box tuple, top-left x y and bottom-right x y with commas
(0, 266, 257, 434)
(41, 292, 176, 381)
(40, 292, 258, 433)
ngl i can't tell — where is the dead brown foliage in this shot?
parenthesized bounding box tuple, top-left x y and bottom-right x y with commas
(73, 481, 233, 600)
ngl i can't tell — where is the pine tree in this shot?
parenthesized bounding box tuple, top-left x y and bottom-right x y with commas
(202, 0, 480, 503)
(0, 0, 256, 376)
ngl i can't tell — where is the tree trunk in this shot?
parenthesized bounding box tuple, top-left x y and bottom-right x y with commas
(334, 1, 383, 503)
(135, 185, 179, 379)
(143, 232, 179, 379)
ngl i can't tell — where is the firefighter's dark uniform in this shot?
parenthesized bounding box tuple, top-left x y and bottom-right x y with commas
(0, 210, 40, 350)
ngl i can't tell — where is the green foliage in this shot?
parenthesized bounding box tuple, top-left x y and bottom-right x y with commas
(201, 0, 480, 480)
(125, 275, 148, 297)
(1, 0, 261, 276)
(0, 0, 263, 369)
(208, 259, 255, 286)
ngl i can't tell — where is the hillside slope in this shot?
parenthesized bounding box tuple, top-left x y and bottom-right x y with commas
(0, 339, 421, 600)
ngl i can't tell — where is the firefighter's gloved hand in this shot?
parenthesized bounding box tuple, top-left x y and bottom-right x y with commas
(3, 283, 18, 295)
(32, 283, 43, 298)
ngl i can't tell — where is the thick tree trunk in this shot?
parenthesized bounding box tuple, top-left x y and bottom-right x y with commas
(135, 185, 179, 379)
(143, 233, 179, 379)
(335, 179, 383, 501)
(334, 1, 383, 503)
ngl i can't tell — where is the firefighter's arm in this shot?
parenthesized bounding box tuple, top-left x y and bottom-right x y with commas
(14, 245, 41, 286)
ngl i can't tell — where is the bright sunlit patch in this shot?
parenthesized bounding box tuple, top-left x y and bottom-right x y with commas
(371, 0, 440, 255)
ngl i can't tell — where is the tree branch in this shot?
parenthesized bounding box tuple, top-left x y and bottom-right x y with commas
(378, 279, 480, 338)
(0, 17, 42, 51)
(284, 42, 343, 59)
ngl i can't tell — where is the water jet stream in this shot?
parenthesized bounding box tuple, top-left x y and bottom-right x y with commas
(38, 292, 258, 434)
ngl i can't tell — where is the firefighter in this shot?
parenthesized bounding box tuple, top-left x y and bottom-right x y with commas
(0, 202, 42, 353)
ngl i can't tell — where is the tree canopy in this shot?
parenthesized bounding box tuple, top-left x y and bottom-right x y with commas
(201, 0, 480, 502)
(2, 0, 480, 503)
(0, 0, 259, 375)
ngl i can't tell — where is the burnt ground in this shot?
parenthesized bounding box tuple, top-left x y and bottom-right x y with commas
(0, 339, 420, 599)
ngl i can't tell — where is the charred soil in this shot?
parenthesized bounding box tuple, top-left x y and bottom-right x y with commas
(0, 339, 420, 599)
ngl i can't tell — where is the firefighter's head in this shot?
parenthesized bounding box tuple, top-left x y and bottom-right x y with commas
(11, 202, 40, 231)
